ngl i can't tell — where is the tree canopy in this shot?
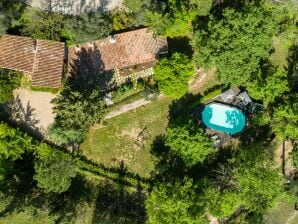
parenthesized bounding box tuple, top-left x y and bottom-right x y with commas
(18, 9, 64, 41)
(34, 144, 78, 193)
(192, 2, 279, 85)
(247, 67, 289, 106)
(0, 122, 33, 160)
(165, 118, 214, 166)
(62, 12, 112, 44)
(154, 52, 194, 99)
(145, 179, 207, 224)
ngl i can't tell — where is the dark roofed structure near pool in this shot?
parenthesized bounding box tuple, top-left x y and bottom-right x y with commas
(0, 35, 65, 88)
(197, 88, 255, 147)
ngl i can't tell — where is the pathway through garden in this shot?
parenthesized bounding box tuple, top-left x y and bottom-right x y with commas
(285, 211, 298, 224)
(104, 98, 151, 119)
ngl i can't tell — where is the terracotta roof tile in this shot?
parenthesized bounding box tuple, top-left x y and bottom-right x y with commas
(0, 35, 65, 88)
(69, 28, 168, 75)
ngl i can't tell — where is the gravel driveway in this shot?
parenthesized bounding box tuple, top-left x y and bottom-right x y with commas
(12, 88, 56, 132)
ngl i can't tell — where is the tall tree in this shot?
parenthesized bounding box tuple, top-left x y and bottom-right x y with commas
(247, 67, 289, 106)
(62, 12, 112, 44)
(154, 52, 194, 99)
(18, 9, 64, 41)
(204, 188, 242, 218)
(272, 99, 298, 140)
(165, 118, 214, 166)
(192, 2, 279, 85)
(0, 122, 34, 160)
(34, 144, 78, 193)
(145, 179, 208, 224)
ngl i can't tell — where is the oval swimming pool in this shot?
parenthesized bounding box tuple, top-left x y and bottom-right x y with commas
(201, 103, 246, 135)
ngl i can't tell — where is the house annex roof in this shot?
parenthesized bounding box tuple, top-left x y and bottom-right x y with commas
(0, 35, 65, 88)
(68, 28, 168, 74)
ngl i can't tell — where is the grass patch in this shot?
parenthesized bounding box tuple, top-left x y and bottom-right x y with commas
(269, 26, 296, 67)
(81, 97, 171, 178)
(264, 200, 297, 224)
(30, 85, 60, 94)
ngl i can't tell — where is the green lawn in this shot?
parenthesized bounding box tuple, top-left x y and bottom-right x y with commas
(81, 97, 171, 178)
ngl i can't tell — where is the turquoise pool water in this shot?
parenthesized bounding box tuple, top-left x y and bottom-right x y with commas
(202, 103, 246, 134)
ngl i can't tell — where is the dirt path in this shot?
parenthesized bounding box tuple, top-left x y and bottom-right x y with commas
(285, 211, 298, 224)
(274, 139, 295, 177)
(104, 98, 151, 119)
(188, 68, 217, 94)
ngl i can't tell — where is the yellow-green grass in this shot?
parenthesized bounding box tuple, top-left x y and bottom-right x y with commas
(81, 97, 171, 178)
(269, 26, 296, 67)
(264, 201, 297, 224)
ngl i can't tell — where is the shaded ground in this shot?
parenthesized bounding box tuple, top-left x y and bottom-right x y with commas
(11, 88, 56, 132)
(81, 98, 171, 177)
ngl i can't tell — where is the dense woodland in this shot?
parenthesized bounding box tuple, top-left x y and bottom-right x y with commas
(0, 0, 297, 223)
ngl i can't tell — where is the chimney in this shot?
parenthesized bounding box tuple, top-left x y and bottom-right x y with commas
(109, 35, 116, 44)
(33, 39, 37, 53)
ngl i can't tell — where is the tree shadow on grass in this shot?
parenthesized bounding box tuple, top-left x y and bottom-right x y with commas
(92, 180, 146, 224)
(149, 135, 187, 182)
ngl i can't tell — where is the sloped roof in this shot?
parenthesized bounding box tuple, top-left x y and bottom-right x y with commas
(68, 28, 168, 73)
(0, 35, 65, 88)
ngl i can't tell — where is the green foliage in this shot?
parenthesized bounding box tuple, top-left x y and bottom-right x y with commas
(0, 122, 34, 160)
(154, 52, 194, 99)
(233, 165, 284, 212)
(272, 99, 298, 140)
(0, 206, 57, 224)
(30, 85, 59, 94)
(192, 2, 279, 85)
(62, 13, 112, 44)
(145, 179, 208, 224)
(205, 188, 242, 218)
(0, 158, 13, 181)
(0, 68, 21, 104)
(165, 118, 214, 166)
(230, 144, 285, 213)
(18, 9, 64, 41)
(292, 142, 298, 169)
(247, 67, 289, 106)
(47, 124, 86, 147)
(163, 7, 196, 38)
(0, 0, 23, 35)
(112, 12, 135, 31)
(190, 0, 213, 16)
(34, 144, 78, 193)
(146, 6, 196, 37)
(52, 87, 105, 132)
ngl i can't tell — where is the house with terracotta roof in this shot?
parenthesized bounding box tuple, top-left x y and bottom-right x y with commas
(68, 28, 168, 86)
(0, 35, 65, 88)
